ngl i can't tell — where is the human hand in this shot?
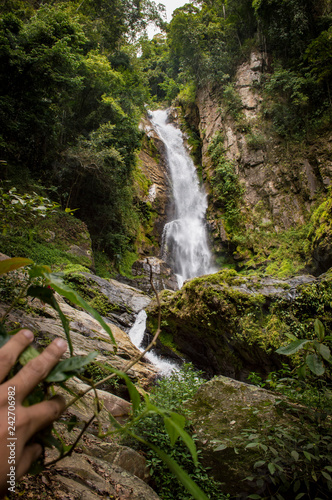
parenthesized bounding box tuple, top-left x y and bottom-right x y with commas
(0, 329, 67, 498)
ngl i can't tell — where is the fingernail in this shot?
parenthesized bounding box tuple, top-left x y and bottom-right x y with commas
(22, 329, 34, 341)
(54, 338, 67, 352)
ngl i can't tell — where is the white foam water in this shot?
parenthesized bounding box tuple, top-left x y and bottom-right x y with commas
(129, 310, 179, 377)
(149, 109, 216, 287)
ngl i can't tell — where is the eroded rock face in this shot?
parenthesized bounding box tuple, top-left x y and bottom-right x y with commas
(146, 269, 330, 379)
(195, 51, 332, 258)
(185, 376, 310, 497)
(137, 114, 172, 255)
(18, 428, 161, 499)
(64, 271, 152, 330)
(118, 257, 179, 293)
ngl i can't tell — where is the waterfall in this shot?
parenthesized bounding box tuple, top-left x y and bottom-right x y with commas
(128, 110, 216, 376)
(149, 109, 216, 288)
(129, 310, 180, 376)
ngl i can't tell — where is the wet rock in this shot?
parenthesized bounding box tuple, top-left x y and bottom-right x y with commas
(138, 114, 172, 255)
(118, 257, 179, 293)
(69, 272, 153, 329)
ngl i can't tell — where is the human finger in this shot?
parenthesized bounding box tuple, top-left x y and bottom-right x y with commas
(0, 329, 34, 382)
(15, 443, 43, 480)
(24, 395, 66, 440)
(10, 338, 67, 402)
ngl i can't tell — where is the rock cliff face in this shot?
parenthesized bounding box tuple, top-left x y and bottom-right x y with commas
(194, 51, 332, 270)
(137, 114, 172, 256)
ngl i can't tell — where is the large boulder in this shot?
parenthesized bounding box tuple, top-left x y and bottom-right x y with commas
(118, 257, 179, 293)
(64, 271, 152, 330)
(146, 269, 332, 379)
(17, 428, 161, 500)
(185, 376, 315, 498)
(0, 291, 158, 390)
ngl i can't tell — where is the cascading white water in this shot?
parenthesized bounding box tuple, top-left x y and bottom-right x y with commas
(128, 110, 216, 376)
(129, 310, 179, 376)
(149, 109, 215, 288)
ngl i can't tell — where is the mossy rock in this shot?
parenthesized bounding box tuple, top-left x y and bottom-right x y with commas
(147, 270, 332, 379)
(185, 376, 313, 497)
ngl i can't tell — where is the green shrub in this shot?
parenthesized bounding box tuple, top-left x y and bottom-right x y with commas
(130, 364, 229, 500)
(208, 132, 243, 229)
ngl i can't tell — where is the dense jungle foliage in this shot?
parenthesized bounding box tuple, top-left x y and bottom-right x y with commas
(1, 0, 331, 273)
(0, 0, 166, 269)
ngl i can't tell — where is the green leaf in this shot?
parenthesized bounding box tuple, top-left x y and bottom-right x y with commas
(47, 275, 117, 348)
(254, 460, 266, 468)
(27, 285, 72, 356)
(215, 443, 228, 451)
(103, 366, 141, 413)
(306, 353, 325, 376)
(268, 462, 276, 475)
(164, 412, 198, 465)
(0, 257, 33, 275)
(303, 450, 312, 461)
(248, 495, 262, 499)
(163, 412, 186, 446)
(145, 442, 210, 500)
(314, 318, 325, 341)
(295, 494, 306, 500)
(291, 450, 299, 461)
(245, 442, 259, 449)
(19, 345, 39, 365)
(317, 343, 331, 361)
(321, 471, 332, 481)
(276, 339, 310, 356)
(28, 264, 51, 278)
(297, 364, 307, 379)
(46, 352, 98, 382)
(285, 332, 298, 341)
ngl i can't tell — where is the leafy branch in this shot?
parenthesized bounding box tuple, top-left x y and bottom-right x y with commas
(0, 257, 210, 500)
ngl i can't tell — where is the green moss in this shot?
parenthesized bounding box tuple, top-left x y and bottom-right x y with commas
(118, 250, 138, 277)
(0, 202, 93, 271)
(159, 330, 181, 354)
(0, 234, 91, 269)
(94, 251, 116, 279)
(89, 294, 119, 316)
(148, 267, 332, 378)
(63, 272, 122, 317)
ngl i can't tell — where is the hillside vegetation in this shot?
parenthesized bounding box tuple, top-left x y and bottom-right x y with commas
(1, 0, 331, 276)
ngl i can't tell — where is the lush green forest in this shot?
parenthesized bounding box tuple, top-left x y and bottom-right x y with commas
(1, 3, 332, 499)
(0, 0, 166, 272)
(1, 0, 331, 274)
